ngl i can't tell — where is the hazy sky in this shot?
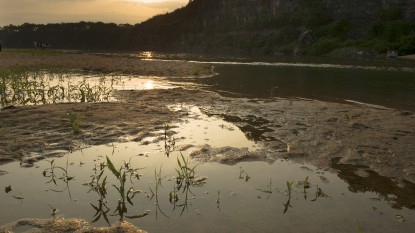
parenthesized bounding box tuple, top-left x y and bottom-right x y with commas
(0, 0, 189, 26)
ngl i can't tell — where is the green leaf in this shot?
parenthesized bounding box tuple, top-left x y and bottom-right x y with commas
(106, 156, 120, 178)
(5, 185, 12, 193)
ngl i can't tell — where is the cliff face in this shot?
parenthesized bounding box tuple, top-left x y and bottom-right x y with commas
(129, 0, 415, 54)
(322, 0, 415, 21)
(190, 0, 415, 28)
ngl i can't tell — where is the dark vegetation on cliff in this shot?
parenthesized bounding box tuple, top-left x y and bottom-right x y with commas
(0, 0, 414, 56)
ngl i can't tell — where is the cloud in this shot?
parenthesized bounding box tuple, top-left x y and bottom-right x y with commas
(121, 0, 187, 10)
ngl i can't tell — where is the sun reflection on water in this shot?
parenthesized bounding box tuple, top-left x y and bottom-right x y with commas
(143, 80, 154, 89)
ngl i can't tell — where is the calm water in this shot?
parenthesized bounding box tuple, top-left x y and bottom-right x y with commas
(200, 64, 415, 111)
(1, 55, 415, 232)
(139, 51, 415, 110)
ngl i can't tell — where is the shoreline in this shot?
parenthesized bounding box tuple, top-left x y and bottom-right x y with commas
(399, 54, 415, 61)
(1, 50, 415, 182)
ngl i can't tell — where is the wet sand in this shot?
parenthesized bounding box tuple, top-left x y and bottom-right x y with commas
(1, 50, 415, 230)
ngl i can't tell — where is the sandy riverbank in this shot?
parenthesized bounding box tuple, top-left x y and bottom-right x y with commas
(0, 49, 212, 77)
(399, 54, 415, 61)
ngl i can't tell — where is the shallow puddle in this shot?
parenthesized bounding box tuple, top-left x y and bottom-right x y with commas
(0, 72, 199, 108)
(1, 105, 414, 233)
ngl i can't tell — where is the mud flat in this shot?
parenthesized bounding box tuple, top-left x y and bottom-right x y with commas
(1, 50, 415, 231)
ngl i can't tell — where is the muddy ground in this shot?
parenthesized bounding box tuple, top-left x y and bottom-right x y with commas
(1, 51, 415, 182)
(1, 50, 415, 230)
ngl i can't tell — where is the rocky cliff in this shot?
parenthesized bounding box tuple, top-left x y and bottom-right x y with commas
(191, 0, 415, 26)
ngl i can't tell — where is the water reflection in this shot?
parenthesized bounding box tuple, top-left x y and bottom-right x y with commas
(0, 71, 176, 108)
(331, 157, 415, 210)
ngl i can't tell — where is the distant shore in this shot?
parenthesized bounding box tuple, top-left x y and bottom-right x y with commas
(399, 54, 415, 60)
(0, 49, 213, 77)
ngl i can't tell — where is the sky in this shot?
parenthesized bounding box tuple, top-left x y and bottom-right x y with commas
(0, 0, 189, 26)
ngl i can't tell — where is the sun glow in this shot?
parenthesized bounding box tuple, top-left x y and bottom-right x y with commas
(144, 80, 155, 90)
(132, 0, 166, 2)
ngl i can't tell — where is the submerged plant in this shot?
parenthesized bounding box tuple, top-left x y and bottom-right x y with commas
(42, 159, 76, 201)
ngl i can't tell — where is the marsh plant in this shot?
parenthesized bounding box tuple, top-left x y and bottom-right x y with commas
(87, 156, 146, 225)
(169, 153, 205, 215)
(0, 69, 117, 108)
(175, 153, 198, 189)
(67, 111, 81, 134)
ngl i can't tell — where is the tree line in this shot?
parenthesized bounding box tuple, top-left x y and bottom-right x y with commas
(0, 0, 414, 55)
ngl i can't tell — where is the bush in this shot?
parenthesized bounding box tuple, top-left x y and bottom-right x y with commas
(397, 35, 415, 55)
(371, 20, 414, 42)
(371, 39, 391, 53)
(305, 38, 340, 55)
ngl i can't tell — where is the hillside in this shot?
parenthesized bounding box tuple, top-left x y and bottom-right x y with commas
(1, 0, 414, 56)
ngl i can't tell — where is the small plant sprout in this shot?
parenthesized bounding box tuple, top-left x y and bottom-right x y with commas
(286, 181, 294, 196)
(67, 111, 80, 133)
(239, 167, 251, 182)
(47, 204, 60, 216)
(193, 65, 202, 75)
(298, 176, 311, 199)
(311, 185, 330, 202)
